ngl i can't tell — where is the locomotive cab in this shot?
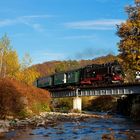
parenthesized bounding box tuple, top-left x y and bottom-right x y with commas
(80, 64, 103, 85)
(80, 60, 124, 85)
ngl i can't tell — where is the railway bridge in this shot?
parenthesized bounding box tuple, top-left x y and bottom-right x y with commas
(46, 83, 140, 111)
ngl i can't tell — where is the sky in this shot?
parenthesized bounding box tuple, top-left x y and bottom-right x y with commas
(0, 0, 134, 64)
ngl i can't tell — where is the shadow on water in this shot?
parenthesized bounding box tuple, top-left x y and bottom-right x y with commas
(2, 113, 140, 140)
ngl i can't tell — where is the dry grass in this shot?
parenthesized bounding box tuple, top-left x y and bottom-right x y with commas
(0, 78, 51, 118)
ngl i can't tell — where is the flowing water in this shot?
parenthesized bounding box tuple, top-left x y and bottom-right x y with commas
(2, 114, 140, 140)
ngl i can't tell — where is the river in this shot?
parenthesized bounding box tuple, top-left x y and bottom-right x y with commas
(2, 113, 140, 140)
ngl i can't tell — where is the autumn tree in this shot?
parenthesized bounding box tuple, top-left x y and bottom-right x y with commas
(16, 53, 40, 85)
(117, 0, 140, 72)
(0, 35, 40, 85)
(0, 35, 20, 78)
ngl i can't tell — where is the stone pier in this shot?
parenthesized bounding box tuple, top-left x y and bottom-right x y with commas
(73, 97, 82, 111)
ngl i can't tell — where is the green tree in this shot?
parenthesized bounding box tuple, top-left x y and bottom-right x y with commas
(117, 0, 140, 71)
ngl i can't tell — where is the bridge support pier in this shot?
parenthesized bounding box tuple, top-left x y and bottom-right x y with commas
(73, 97, 82, 111)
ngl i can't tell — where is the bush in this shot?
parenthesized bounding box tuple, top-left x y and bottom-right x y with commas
(88, 96, 117, 112)
(0, 78, 51, 118)
(32, 103, 51, 113)
(52, 98, 73, 112)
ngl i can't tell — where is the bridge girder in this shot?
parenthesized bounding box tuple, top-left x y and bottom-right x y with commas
(49, 83, 140, 98)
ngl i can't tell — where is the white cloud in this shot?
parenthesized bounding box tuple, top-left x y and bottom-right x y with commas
(64, 19, 124, 30)
(31, 24, 44, 32)
(62, 35, 95, 40)
(0, 19, 17, 27)
(0, 14, 52, 32)
(95, 0, 114, 3)
(21, 15, 53, 19)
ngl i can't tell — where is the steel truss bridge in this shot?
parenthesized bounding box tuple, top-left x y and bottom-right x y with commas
(48, 83, 140, 98)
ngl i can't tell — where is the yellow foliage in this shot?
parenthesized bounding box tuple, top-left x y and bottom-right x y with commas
(117, 1, 140, 72)
(15, 68, 40, 85)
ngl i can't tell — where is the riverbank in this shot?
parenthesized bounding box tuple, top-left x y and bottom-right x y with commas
(1, 112, 140, 140)
(0, 112, 111, 138)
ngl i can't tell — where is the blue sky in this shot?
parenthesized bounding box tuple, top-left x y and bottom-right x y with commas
(0, 0, 134, 64)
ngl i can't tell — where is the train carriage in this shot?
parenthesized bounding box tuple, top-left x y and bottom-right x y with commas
(37, 76, 53, 88)
(54, 73, 67, 86)
(66, 69, 81, 85)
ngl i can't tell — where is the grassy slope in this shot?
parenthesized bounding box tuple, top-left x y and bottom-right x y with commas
(0, 78, 51, 118)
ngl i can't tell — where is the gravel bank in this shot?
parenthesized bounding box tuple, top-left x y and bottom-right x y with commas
(0, 112, 111, 138)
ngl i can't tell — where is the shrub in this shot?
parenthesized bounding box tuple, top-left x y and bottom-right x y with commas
(89, 96, 117, 112)
(0, 78, 51, 118)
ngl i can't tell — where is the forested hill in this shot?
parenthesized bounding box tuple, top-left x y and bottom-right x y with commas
(33, 54, 117, 77)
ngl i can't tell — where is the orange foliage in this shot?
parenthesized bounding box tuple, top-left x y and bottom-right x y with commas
(0, 78, 51, 118)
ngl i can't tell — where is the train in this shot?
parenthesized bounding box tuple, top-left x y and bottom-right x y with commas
(36, 60, 124, 89)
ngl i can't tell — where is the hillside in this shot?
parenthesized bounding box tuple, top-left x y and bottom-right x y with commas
(33, 54, 117, 77)
(0, 78, 51, 119)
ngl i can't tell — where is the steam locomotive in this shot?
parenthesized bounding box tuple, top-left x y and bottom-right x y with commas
(36, 60, 124, 88)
